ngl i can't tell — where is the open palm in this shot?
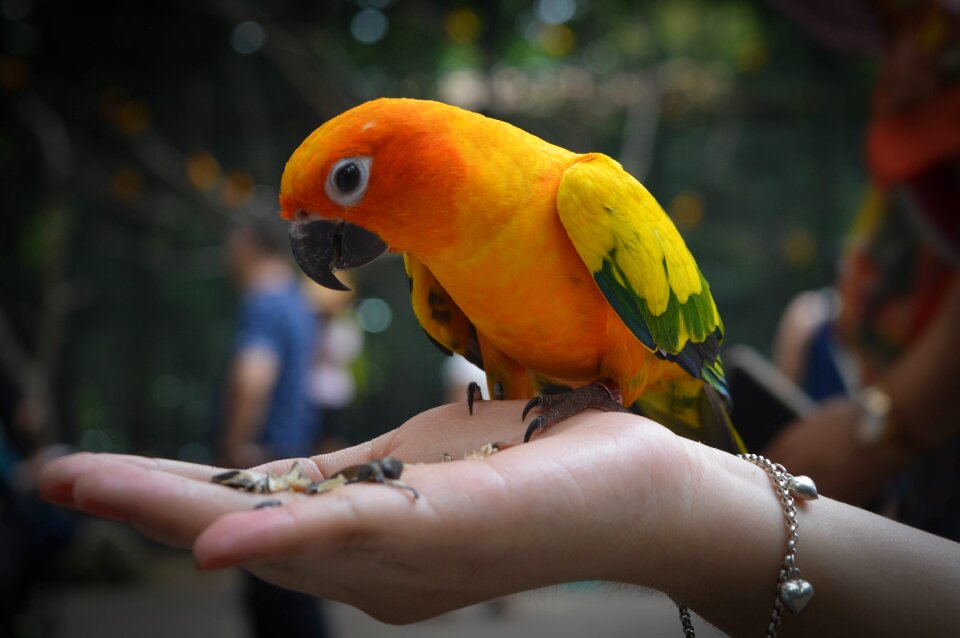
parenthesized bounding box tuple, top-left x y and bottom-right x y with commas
(40, 401, 690, 623)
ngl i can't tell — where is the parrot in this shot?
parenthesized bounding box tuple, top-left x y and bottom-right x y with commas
(278, 98, 745, 453)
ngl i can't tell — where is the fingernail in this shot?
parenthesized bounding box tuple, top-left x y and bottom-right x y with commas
(194, 555, 236, 571)
(42, 483, 74, 506)
(80, 500, 128, 522)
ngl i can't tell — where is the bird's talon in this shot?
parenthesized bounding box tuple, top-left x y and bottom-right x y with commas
(522, 395, 543, 421)
(524, 416, 546, 443)
(467, 381, 483, 415)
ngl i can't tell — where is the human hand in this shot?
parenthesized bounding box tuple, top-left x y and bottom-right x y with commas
(40, 401, 699, 623)
(763, 398, 912, 506)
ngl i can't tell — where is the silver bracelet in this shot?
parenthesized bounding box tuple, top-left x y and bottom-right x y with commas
(675, 454, 819, 637)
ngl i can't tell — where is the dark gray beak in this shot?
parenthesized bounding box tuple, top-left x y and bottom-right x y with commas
(288, 219, 388, 292)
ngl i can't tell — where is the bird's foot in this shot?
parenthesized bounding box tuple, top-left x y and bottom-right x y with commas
(522, 379, 630, 442)
(465, 381, 505, 415)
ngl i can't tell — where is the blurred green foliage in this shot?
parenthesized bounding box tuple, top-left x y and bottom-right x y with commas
(0, 0, 872, 457)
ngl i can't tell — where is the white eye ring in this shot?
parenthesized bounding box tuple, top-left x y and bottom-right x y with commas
(325, 156, 372, 207)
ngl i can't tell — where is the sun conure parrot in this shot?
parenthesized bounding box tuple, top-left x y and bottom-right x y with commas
(279, 98, 744, 453)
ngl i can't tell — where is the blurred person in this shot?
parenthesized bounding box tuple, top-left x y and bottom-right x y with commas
(763, 0, 960, 538)
(303, 280, 362, 454)
(1, 381, 75, 637)
(219, 216, 329, 638)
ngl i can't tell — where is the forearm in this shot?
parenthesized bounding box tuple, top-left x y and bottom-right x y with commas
(642, 441, 960, 637)
(220, 348, 278, 467)
(881, 275, 960, 451)
(221, 391, 267, 466)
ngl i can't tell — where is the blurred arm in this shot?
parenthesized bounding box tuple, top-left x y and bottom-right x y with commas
(765, 275, 960, 504)
(220, 346, 278, 468)
(882, 274, 960, 449)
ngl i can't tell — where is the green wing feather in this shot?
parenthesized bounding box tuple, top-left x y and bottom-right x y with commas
(556, 153, 729, 403)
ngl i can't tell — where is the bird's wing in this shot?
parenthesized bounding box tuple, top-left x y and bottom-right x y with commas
(403, 253, 483, 369)
(556, 153, 728, 401)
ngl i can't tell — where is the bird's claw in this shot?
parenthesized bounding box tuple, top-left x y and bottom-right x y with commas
(520, 380, 628, 442)
(523, 416, 547, 443)
(522, 395, 543, 421)
(467, 381, 483, 415)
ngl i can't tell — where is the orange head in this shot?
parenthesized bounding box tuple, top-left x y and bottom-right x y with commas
(279, 98, 476, 290)
(279, 98, 573, 291)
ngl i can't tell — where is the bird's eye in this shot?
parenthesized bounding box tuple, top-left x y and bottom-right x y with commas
(325, 156, 372, 207)
(335, 163, 360, 193)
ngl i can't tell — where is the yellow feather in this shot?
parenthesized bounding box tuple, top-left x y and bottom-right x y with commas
(557, 154, 705, 316)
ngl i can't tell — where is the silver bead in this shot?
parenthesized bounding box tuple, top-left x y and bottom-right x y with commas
(779, 578, 814, 614)
(787, 475, 819, 500)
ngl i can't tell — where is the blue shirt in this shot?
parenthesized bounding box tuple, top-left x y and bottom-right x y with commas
(234, 279, 317, 458)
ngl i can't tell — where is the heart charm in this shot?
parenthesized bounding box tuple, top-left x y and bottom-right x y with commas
(787, 475, 819, 500)
(779, 578, 814, 614)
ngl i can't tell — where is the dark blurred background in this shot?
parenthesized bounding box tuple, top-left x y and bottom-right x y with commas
(0, 0, 874, 636)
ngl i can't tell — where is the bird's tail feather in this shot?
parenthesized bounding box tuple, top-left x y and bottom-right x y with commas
(633, 384, 746, 454)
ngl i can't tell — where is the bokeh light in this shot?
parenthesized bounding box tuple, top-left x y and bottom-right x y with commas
(356, 297, 393, 333)
(438, 69, 489, 111)
(221, 171, 255, 208)
(782, 228, 818, 268)
(185, 152, 221, 191)
(444, 8, 482, 44)
(670, 192, 705, 231)
(230, 20, 265, 55)
(116, 99, 150, 135)
(534, 0, 577, 26)
(351, 9, 388, 44)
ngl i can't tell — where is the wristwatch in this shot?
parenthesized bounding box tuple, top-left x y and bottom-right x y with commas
(855, 385, 893, 446)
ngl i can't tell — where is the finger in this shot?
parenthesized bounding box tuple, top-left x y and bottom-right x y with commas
(40, 452, 103, 507)
(40, 452, 232, 508)
(250, 457, 325, 481)
(70, 456, 295, 548)
(193, 493, 368, 570)
(192, 466, 443, 570)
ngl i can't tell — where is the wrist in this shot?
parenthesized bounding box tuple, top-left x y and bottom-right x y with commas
(638, 442, 791, 633)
